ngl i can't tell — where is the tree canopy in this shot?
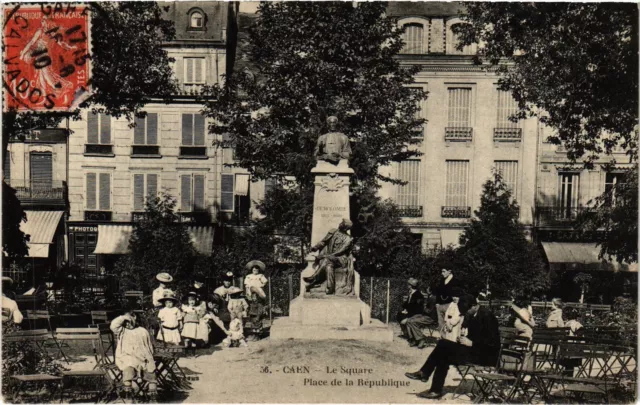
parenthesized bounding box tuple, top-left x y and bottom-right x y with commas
(202, 1, 425, 187)
(456, 2, 638, 165)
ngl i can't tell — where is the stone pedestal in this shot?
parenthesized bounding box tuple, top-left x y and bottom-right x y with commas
(269, 159, 392, 342)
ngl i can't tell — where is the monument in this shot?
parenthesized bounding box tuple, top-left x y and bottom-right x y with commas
(270, 117, 393, 342)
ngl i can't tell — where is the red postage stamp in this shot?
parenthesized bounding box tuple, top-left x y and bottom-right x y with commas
(3, 4, 91, 112)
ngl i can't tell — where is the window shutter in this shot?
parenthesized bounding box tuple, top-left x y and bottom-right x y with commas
(445, 160, 469, 207)
(146, 174, 158, 202)
(447, 88, 471, 128)
(3, 150, 10, 181)
(134, 116, 146, 145)
(182, 114, 193, 146)
(147, 113, 158, 145)
(497, 91, 518, 128)
(133, 174, 145, 211)
(397, 160, 420, 207)
(87, 112, 99, 144)
(194, 114, 205, 146)
(195, 59, 203, 83)
(495, 161, 518, 196)
(181, 175, 192, 211)
(86, 173, 97, 209)
(403, 24, 424, 54)
(99, 173, 111, 210)
(30, 153, 53, 188)
(193, 175, 205, 211)
(221, 174, 234, 211)
(99, 114, 111, 144)
(186, 58, 194, 83)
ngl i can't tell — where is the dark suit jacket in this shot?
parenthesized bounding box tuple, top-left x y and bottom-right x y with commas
(434, 277, 461, 305)
(464, 306, 501, 366)
(402, 290, 425, 317)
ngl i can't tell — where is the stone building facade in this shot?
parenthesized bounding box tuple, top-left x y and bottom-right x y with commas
(382, 2, 538, 253)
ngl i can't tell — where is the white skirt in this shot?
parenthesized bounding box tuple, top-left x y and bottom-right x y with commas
(157, 327, 181, 345)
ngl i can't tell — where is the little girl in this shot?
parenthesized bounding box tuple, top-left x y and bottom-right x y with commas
(512, 297, 535, 339)
(181, 292, 201, 350)
(546, 298, 565, 328)
(224, 314, 247, 348)
(157, 291, 182, 345)
(227, 286, 249, 320)
(244, 260, 268, 300)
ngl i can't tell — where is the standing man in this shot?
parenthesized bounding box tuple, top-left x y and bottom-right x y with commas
(433, 267, 461, 334)
(2, 277, 23, 324)
(405, 294, 500, 399)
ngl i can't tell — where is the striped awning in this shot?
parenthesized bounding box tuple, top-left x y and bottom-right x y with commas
(541, 242, 637, 273)
(92, 224, 213, 256)
(20, 211, 63, 258)
(234, 174, 250, 196)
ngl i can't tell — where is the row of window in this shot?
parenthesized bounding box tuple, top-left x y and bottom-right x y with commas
(84, 172, 245, 213)
(412, 88, 521, 135)
(86, 112, 209, 156)
(400, 19, 477, 55)
(396, 160, 518, 217)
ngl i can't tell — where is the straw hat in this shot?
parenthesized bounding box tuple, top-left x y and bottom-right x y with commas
(245, 260, 266, 273)
(156, 273, 173, 283)
(158, 290, 179, 304)
(223, 271, 234, 281)
(407, 278, 419, 288)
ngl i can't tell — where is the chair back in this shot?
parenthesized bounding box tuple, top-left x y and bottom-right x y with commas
(499, 326, 518, 341)
(89, 323, 116, 364)
(56, 327, 111, 366)
(91, 311, 109, 324)
(556, 341, 611, 378)
(124, 291, 144, 310)
(4, 329, 52, 342)
(497, 334, 532, 373)
(25, 310, 54, 331)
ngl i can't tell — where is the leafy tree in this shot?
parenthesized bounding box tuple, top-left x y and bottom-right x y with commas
(202, 1, 425, 187)
(2, 2, 177, 259)
(578, 167, 638, 264)
(114, 194, 197, 294)
(201, 2, 431, 277)
(455, 3, 638, 264)
(455, 170, 549, 298)
(455, 2, 638, 164)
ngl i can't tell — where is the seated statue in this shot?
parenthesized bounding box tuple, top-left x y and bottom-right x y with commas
(303, 218, 355, 296)
(315, 116, 352, 165)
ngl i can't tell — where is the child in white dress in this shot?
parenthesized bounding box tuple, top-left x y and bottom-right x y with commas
(244, 260, 268, 300)
(157, 291, 182, 345)
(181, 293, 200, 349)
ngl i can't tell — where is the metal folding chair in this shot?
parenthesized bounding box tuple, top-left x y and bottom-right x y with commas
(24, 310, 69, 362)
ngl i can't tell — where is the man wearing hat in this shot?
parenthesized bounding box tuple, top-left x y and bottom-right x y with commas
(2, 277, 23, 324)
(405, 293, 500, 399)
(303, 218, 354, 295)
(152, 272, 174, 308)
(398, 278, 435, 349)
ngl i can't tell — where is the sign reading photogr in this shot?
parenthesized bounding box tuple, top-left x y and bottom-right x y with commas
(3, 4, 91, 112)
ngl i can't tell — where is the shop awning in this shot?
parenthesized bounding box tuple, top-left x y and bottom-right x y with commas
(92, 224, 214, 256)
(234, 174, 250, 196)
(441, 229, 462, 249)
(93, 225, 133, 254)
(541, 242, 638, 272)
(20, 211, 63, 258)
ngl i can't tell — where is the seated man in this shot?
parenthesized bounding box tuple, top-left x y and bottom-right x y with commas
(405, 294, 500, 399)
(110, 308, 157, 401)
(1, 277, 23, 324)
(398, 278, 435, 349)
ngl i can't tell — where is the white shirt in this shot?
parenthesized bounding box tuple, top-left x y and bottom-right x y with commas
(444, 275, 453, 285)
(2, 295, 23, 324)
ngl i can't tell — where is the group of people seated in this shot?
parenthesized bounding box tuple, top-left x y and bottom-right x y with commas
(151, 260, 269, 350)
(399, 267, 586, 399)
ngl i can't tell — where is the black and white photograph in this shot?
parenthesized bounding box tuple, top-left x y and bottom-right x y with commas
(1, 1, 638, 403)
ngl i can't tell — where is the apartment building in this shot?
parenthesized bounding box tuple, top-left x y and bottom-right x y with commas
(382, 2, 538, 253)
(64, 2, 263, 276)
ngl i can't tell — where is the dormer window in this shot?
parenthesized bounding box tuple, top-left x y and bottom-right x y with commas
(188, 9, 206, 31)
(398, 18, 429, 54)
(446, 19, 477, 55)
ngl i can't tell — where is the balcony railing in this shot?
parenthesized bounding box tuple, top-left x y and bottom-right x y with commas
(131, 145, 160, 156)
(397, 205, 423, 218)
(179, 83, 205, 96)
(445, 127, 473, 142)
(441, 206, 471, 218)
(132, 211, 210, 224)
(179, 146, 207, 157)
(84, 211, 112, 221)
(10, 179, 66, 201)
(85, 144, 114, 155)
(493, 128, 522, 142)
(535, 206, 593, 227)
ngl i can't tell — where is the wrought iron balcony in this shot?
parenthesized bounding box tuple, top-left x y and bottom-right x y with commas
(131, 145, 160, 156)
(441, 206, 471, 218)
(84, 211, 112, 221)
(445, 127, 473, 142)
(85, 144, 114, 155)
(10, 179, 66, 206)
(178, 83, 205, 96)
(179, 146, 207, 157)
(397, 205, 423, 218)
(535, 206, 593, 227)
(493, 128, 522, 142)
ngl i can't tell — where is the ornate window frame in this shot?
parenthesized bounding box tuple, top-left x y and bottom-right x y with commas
(188, 8, 206, 31)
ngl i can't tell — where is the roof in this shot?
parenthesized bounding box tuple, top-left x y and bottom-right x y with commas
(541, 242, 638, 272)
(386, 2, 467, 18)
